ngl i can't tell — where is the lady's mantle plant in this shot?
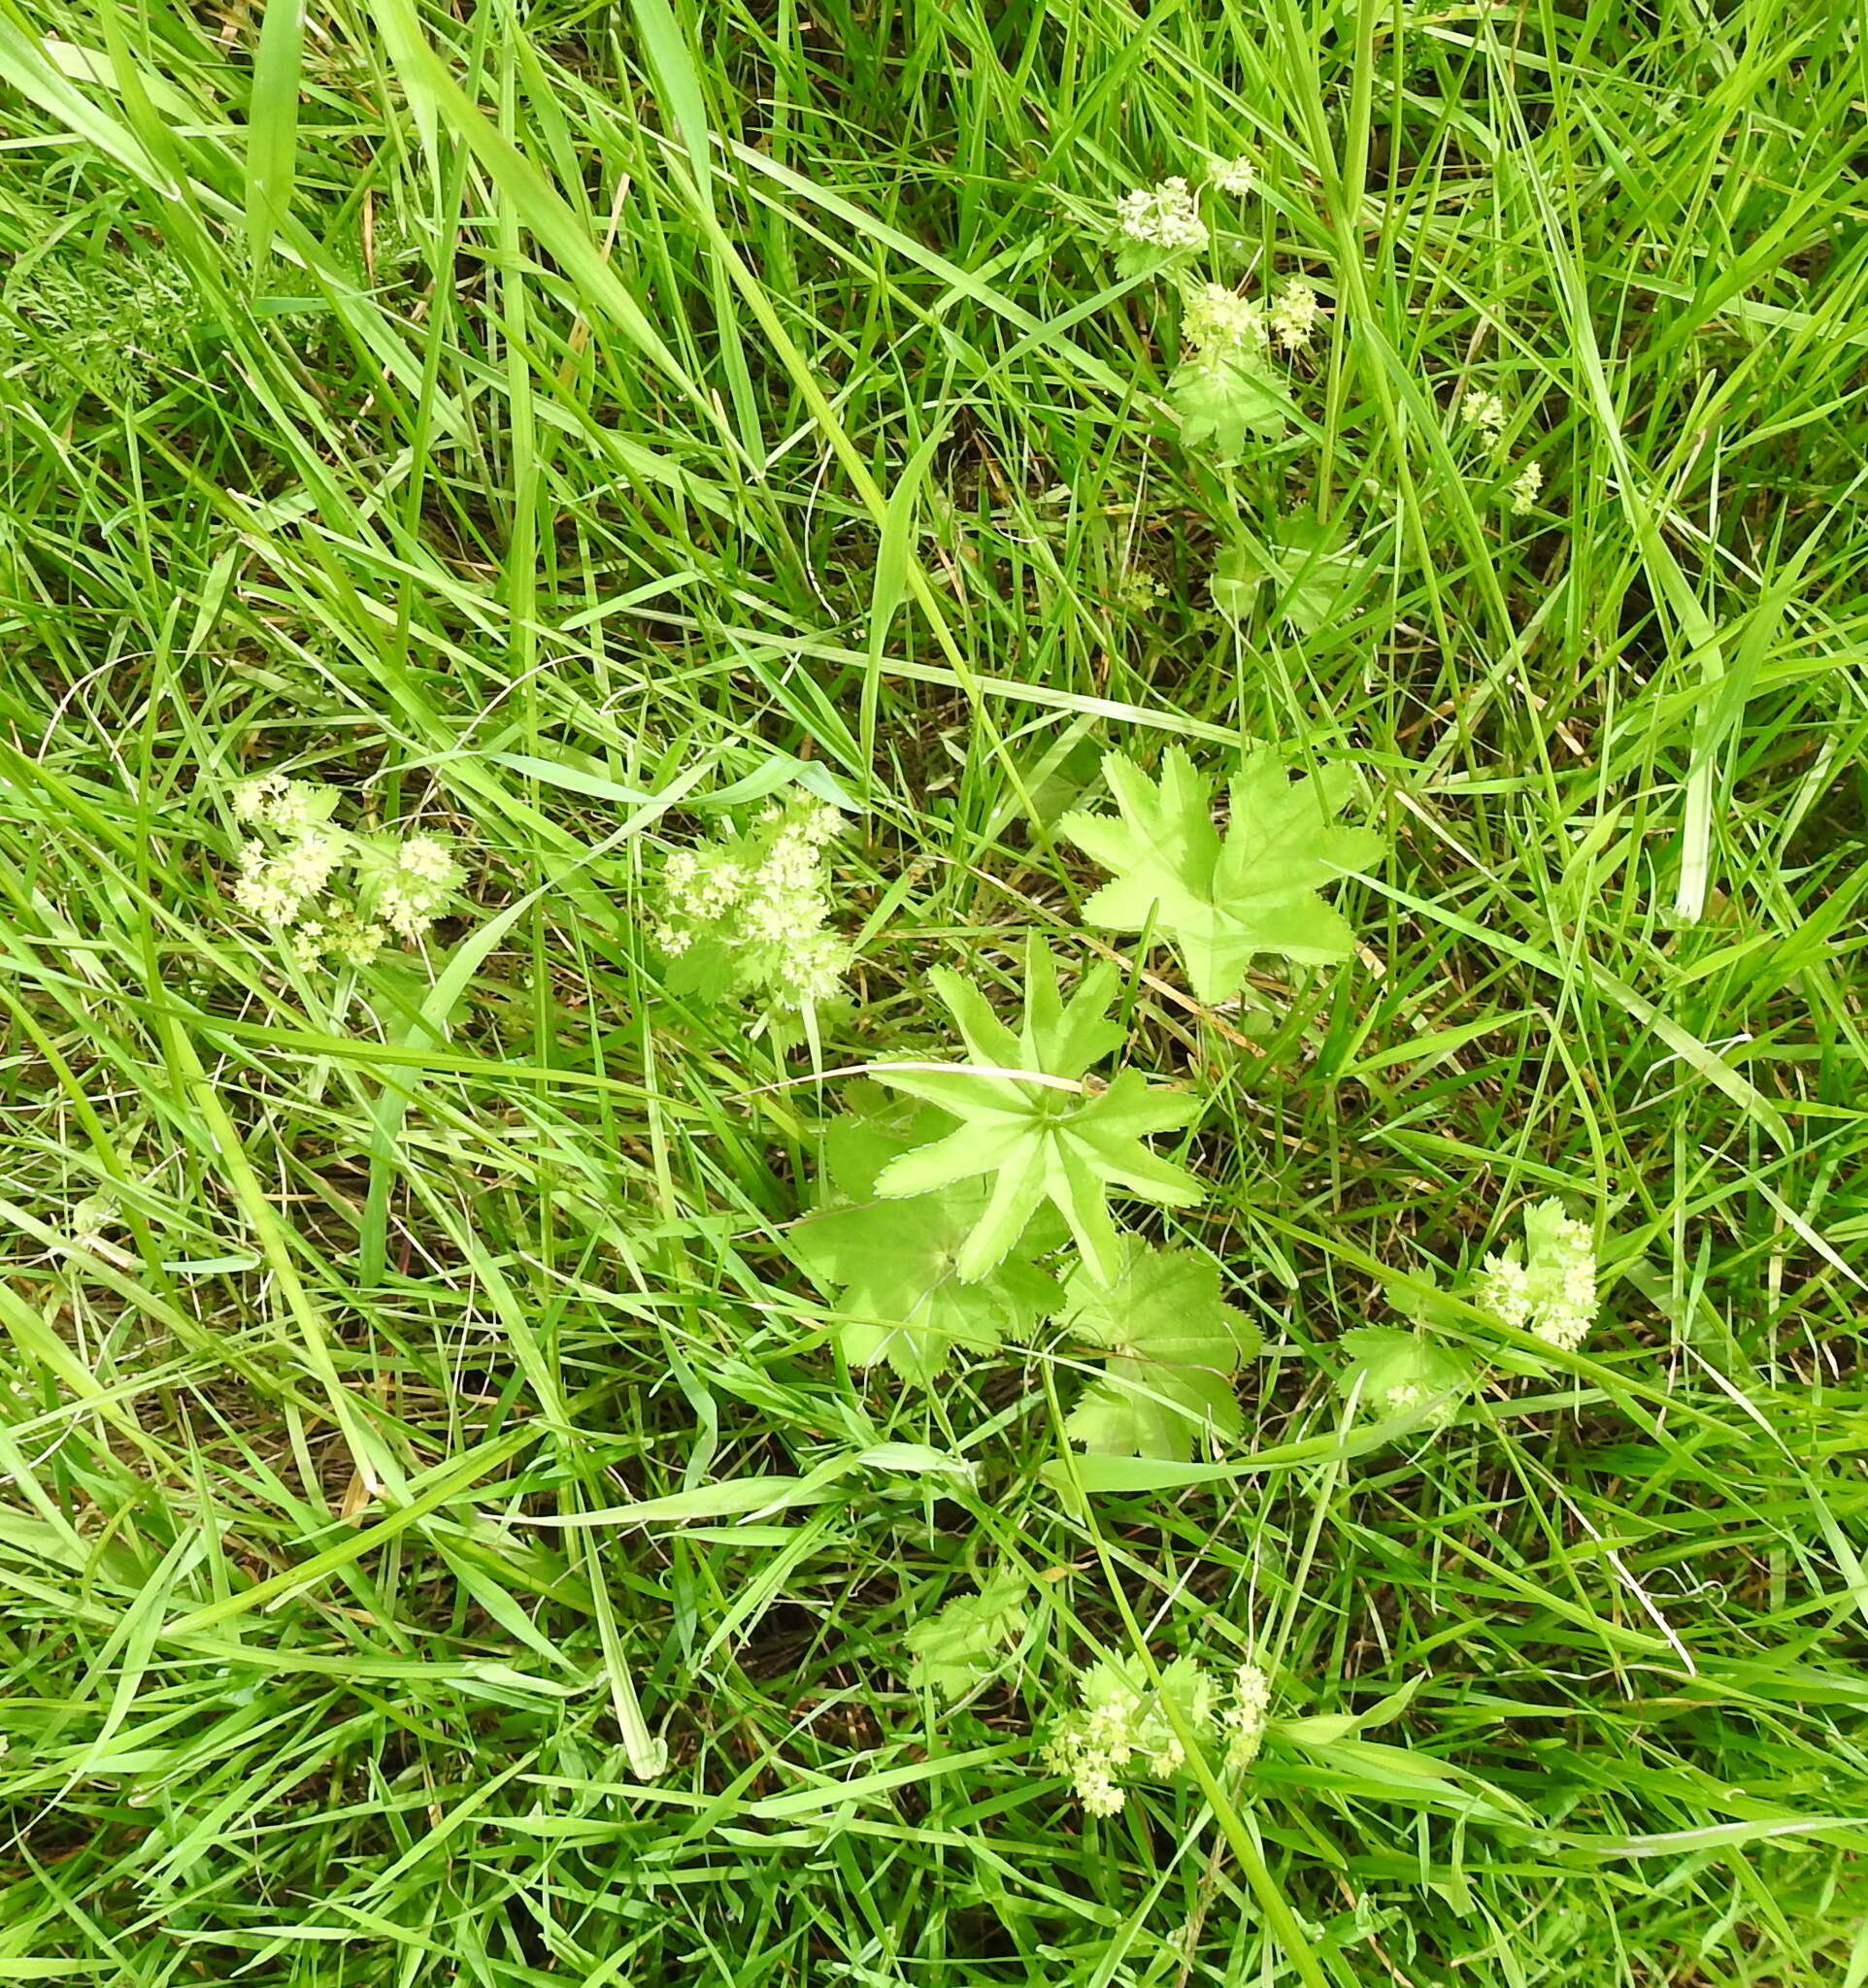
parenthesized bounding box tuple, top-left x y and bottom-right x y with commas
(789, 1086, 1064, 1385)
(229, 775, 461, 965)
(1478, 1198, 1599, 1351)
(864, 935, 1204, 1287)
(1047, 1652, 1273, 1816)
(1060, 1239, 1262, 1459)
(1058, 746, 1381, 1004)
(654, 795, 851, 1008)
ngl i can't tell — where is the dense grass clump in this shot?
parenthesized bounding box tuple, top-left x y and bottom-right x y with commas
(1, 1, 1865, 1982)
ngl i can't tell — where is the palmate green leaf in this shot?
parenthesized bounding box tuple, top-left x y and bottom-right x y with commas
(1168, 351, 1287, 458)
(869, 940, 1203, 1286)
(1335, 1323, 1478, 1429)
(788, 1090, 1062, 1385)
(1067, 1364, 1243, 1460)
(1062, 1240, 1261, 1459)
(1212, 514, 1374, 636)
(1057, 745, 1383, 1004)
(905, 1569, 1029, 1698)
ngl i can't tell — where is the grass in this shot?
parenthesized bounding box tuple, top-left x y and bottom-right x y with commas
(1, 0, 1867, 1980)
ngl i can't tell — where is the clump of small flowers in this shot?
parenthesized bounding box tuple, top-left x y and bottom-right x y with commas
(1115, 178, 1209, 254)
(1046, 1653, 1271, 1815)
(231, 778, 345, 929)
(1268, 277, 1322, 351)
(1222, 1661, 1273, 1768)
(1183, 282, 1269, 356)
(1477, 1198, 1598, 1352)
(375, 835, 461, 941)
(1459, 388, 1507, 439)
(654, 794, 851, 1008)
(1381, 1379, 1456, 1428)
(1336, 1304, 1478, 1434)
(1509, 460, 1545, 514)
(227, 775, 462, 965)
(1046, 1656, 1212, 1816)
(1208, 154, 1256, 197)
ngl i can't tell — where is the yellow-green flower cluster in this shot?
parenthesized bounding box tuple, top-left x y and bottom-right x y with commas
(1478, 1198, 1598, 1352)
(1509, 460, 1545, 514)
(1221, 1661, 1273, 1768)
(1453, 385, 1544, 514)
(376, 836, 461, 942)
(654, 796, 851, 1007)
(1046, 1653, 1270, 1815)
(228, 776, 461, 966)
(1208, 154, 1256, 197)
(1183, 282, 1268, 356)
(1268, 278, 1322, 351)
(1115, 178, 1209, 253)
(1460, 388, 1507, 438)
(1381, 1379, 1455, 1427)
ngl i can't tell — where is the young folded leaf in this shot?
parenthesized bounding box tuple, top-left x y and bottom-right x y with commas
(1062, 1240, 1261, 1459)
(1058, 745, 1382, 1005)
(868, 938, 1203, 1286)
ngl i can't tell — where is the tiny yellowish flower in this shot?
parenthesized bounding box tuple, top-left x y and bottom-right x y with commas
(1046, 1654, 1228, 1814)
(772, 928, 850, 1008)
(267, 781, 333, 837)
(233, 773, 288, 822)
(1078, 1767, 1125, 1817)
(277, 829, 343, 901)
(375, 835, 461, 942)
(1383, 1379, 1457, 1428)
(1477, 1197, 1596, 1351)
(1223, 1661, 1272, 1769)
(655, 794, 851, 1008)
(224, 774, 471, 966)
(326, 913, 388, 968)
(232, 844, 310, 926)
(397, 834, 455, 884)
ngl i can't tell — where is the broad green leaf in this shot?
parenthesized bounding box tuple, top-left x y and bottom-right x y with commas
(905, 1569, 1029, 1698)
(1212, 516, 1372, 635)
(1058, 746, 1383, 1003)
(1168, 351, 1287, 457)
(1276, 1677, 1422, 1747)
(1335, 1325, 1477, 1426)
(790, 1091, 1061, 1383)
(1066, 1241, 1260, 1366)
(1116, 239, 1183, 282)
(1067, 1364, 1244, 1460)
(1061, 1240, 1260, 1458)
(1273, 1734, 1530, 1824)
(1273, 514, 1372, 635)
(245, 0, 305, 265)
(870, 939, 1202, 1285)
